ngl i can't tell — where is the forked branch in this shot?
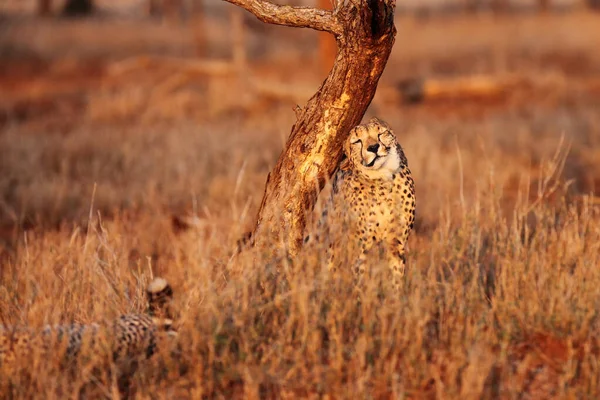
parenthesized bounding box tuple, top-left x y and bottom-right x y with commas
(223, 0, 343, 35)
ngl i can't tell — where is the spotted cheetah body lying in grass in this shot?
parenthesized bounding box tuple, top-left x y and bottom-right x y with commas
(0, 278, 176, 372)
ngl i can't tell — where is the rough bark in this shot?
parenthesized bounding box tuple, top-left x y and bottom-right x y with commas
(225, 0, 342, 34)
(224, 0, 396, 258)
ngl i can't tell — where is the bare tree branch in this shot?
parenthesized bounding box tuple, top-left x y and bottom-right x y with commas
(222, 0, 343, 36)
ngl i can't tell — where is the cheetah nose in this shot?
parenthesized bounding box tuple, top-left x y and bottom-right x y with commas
(367, 143, 380, 153)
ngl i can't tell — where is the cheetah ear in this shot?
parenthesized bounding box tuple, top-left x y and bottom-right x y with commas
(146, 277, 174, 316)
(368, 117, 391, 130)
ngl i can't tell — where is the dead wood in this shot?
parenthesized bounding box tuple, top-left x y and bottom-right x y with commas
(397, 74, 516, 104)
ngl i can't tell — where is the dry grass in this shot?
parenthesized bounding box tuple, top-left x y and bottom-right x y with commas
(2, 10, 600, 399)
(2, 102, 600, 398)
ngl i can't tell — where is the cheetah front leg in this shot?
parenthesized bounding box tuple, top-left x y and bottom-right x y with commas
(324, 241, 337, 273)
(351, 234, 375, 288)
(352, 252, 368, 287)
(386, 237, 407, 291)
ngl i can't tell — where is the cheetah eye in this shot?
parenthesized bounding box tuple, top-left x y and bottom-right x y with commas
(378, 131, 392, 139)
(350, 138, 361, 145)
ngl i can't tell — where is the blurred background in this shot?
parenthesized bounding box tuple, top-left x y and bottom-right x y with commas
(1, 0, 599, 260)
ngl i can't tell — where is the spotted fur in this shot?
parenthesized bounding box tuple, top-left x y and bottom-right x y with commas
(306, 117, 416, 290)
(0, 278, 175, 372)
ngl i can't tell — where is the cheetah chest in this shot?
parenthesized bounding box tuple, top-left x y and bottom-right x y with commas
(341, 173, 412, 241)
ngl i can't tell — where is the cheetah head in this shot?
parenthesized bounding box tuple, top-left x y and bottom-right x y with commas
(346, 117, 402, 179)
(147, 277, 174, 318)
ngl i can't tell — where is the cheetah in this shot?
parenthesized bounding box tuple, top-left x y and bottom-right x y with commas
(306, 117, 416, 290)
(0, 277, 176, 373)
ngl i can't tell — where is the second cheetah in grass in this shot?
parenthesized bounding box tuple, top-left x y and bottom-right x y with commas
(306, 117, 416, 290)
(0, 277, 176, 373)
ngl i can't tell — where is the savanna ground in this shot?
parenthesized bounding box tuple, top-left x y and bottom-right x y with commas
(1, 4, 600, 398)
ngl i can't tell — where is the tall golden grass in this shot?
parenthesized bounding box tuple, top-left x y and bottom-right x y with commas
(1, 98, 600, 397)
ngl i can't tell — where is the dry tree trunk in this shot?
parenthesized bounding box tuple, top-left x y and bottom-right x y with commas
(224, 0, 396, 258)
